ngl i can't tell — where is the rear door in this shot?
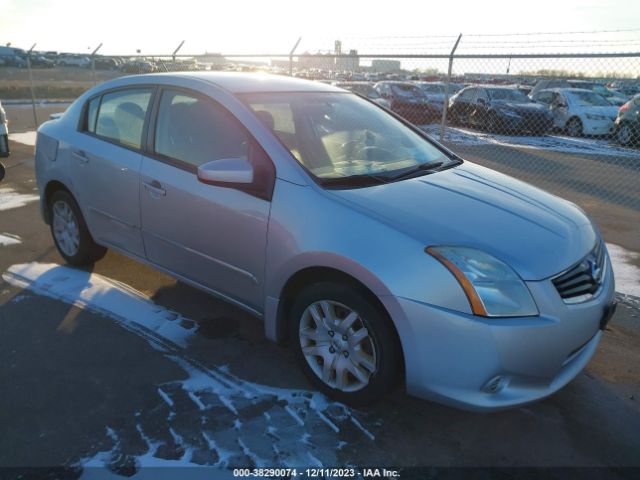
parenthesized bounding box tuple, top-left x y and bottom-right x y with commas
(71, 87, 154, 257)
(139, 88, 274, 311)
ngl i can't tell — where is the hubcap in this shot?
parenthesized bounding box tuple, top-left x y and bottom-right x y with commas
(299, 300, 377, 392)
(52, 200, 80, 257)
(618, 125, 632, 145)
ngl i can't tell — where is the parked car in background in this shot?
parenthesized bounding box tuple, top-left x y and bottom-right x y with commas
(35, 72, 615, 410)
(120, 60, 156, 73)
(529, 79, 572, 98)
(57, 55, 91, 67)
(93, 57, 120, 70)
(0, 46, 27, 68)
(532, 88, 617, 136)
(414, 82, 452, 115)
(566, 80, 628, 106)
(374, 81, 440, 123)
(449, 85, 553, 134)
(333, 81, 390, 108)
(613, 94, 640, 146)
(29, 55, 55, 68)
(0, 100, 9, 157)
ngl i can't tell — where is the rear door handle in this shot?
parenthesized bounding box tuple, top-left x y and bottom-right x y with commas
(143, 180, 166, 197)
(72, 149, 89, 163)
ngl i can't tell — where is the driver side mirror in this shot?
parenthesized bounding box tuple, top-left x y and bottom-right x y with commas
(197, 157, 254, 186)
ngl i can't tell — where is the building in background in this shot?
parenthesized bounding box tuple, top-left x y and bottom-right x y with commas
(371, 59, 401, 72)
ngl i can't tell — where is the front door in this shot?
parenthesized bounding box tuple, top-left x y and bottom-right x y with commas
(140, 88, 273, 311)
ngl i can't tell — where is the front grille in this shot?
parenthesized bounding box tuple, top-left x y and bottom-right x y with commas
(552, 241, 606, 304)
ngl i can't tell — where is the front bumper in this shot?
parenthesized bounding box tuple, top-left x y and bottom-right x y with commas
(582, 118, 615, 135)
(380, 252, 615, 411)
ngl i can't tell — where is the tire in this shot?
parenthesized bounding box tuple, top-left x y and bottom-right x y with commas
(566, 117, 583, 137)
(616, 122, 636, 146)
(49, 190, 107, 266)
(289, 281, 402, 406)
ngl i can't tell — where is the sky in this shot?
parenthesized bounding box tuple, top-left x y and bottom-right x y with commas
(1, 0, 640, 56)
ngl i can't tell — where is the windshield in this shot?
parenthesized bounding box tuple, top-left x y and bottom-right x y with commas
(343, 84, 380, 99)
(568, 91, 610, 107)
(487, 88, 530, 103)
(391, 84, 424, 98)
(419, 84, 445, 94)
(242, 92, 452, 183)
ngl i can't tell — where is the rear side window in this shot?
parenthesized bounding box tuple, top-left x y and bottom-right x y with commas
(94, 88, 152, 149)
(154, 89, 249, 168)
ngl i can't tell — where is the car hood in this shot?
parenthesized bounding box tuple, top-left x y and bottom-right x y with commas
(493, 101, 548, 113)
(329, 162, 597, 281)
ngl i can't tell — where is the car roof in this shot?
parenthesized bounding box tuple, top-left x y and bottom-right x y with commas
(539, 87, 595, 94)
(141, 71, 343, 94)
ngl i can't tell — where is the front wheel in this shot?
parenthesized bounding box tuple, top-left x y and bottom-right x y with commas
(566, 117, 583, 137)
(49, 190, 107, 266)
(289, 282, 402, 405)
(616, 122, 637, 146)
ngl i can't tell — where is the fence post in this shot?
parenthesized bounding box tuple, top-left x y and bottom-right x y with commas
(90, 43, 103, 86)
(26, 43, 38, 129)
(289, 37, 302, 76)
(439, 34, 462, 142)
(172, 40, 185, 63)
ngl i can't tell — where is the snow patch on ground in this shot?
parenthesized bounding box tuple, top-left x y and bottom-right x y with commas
(3, 262, 376, 475)
(8, 131, 37, 146)
(0, 233, 21, 246)
(607, 243, 640, 298)
(0, 187, 40, 211)
(421, 124, 640, 158)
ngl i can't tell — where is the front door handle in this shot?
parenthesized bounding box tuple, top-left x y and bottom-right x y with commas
(72, 149, 89, 163)
(143, 180, 166, 197)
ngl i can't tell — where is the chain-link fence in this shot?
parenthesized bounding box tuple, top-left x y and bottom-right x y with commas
(2, 41, 639, 248)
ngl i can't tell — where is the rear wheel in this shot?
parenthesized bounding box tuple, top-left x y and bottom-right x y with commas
(289, 282, 401, 406)
(566, 117, 583, 137)
(49, 190, 107, 266)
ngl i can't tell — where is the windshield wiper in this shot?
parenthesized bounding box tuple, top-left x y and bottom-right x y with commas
(387, 161, 444, 181)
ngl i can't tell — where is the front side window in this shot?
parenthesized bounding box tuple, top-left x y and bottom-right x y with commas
(243, 92, 453, 184)
(458, 88, 476, 101)
(154, 89, 249, 168)
(95, 88, 152, 149)
(536, 91, 554, 105)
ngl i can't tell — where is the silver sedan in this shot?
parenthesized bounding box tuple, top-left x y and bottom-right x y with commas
(35, 72, 616, 410)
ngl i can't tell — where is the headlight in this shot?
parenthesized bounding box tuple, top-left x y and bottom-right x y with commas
(585, 113, 606, 120)
(427, 246, 539, 317)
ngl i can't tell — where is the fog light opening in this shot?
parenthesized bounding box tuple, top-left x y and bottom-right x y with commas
(483, 375, 509, 394)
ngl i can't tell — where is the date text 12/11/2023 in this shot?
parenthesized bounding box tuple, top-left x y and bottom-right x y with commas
(232, 468, 401, 478)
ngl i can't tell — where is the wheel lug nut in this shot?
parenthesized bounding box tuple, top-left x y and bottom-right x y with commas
(329, 347, 336, 354)
(343, 351, 349, 357)
(342, 335, 348, 341)
(328, 331, 334, 337)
